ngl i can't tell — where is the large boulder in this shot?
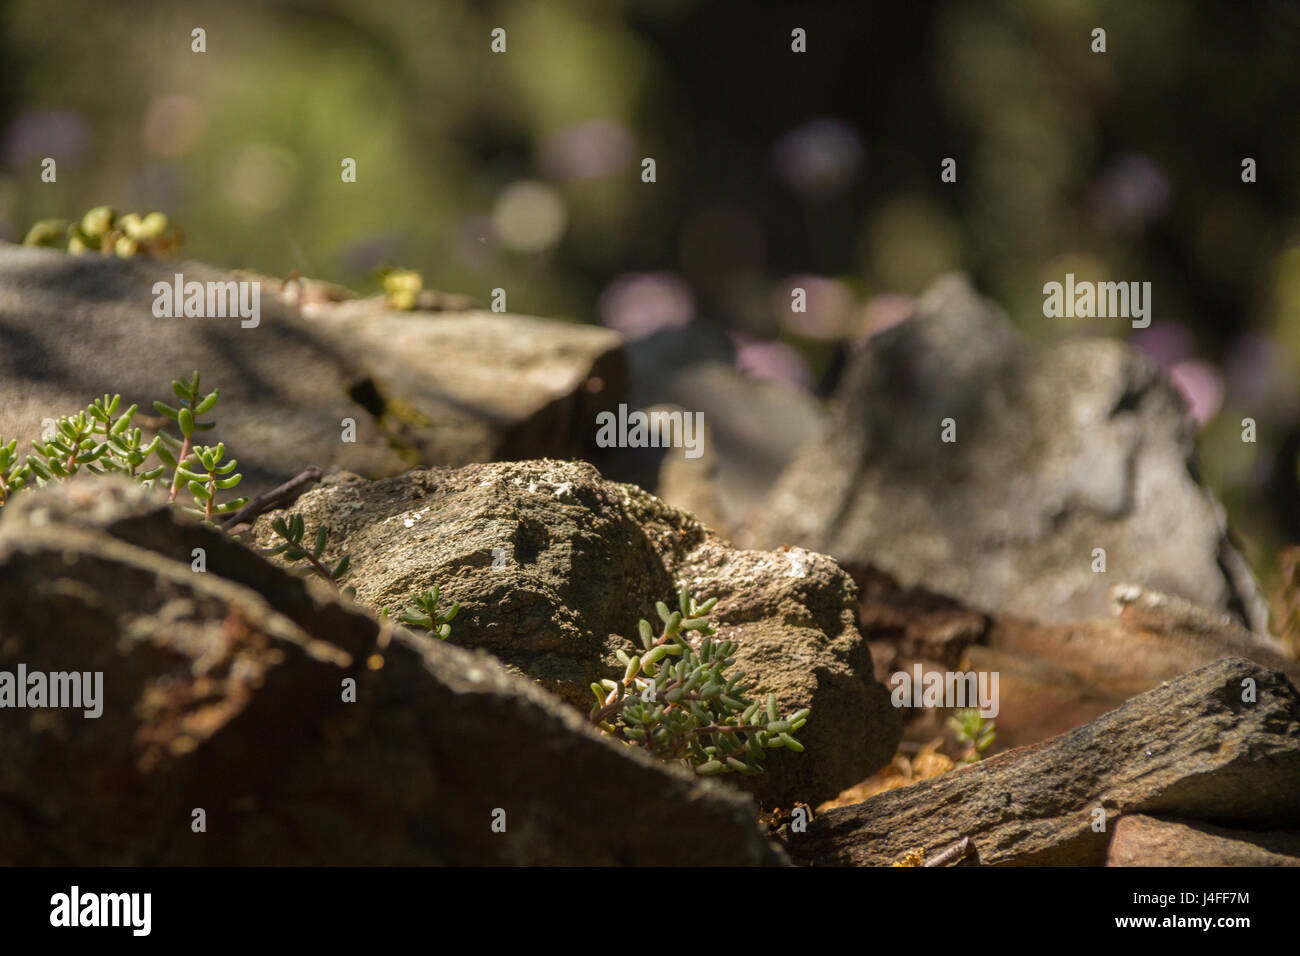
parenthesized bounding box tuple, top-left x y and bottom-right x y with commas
(784, 657, 1300, 866)
(0, 477, 785, 865)
(249, 459, 901, 808)
(0, 245, 624, 497)
(747, 274, 1270, 635)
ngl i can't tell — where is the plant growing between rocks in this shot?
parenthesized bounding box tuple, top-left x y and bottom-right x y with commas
(262, 512, 353, 590)
(949, 708, 996, 763)
(397, 584, 460, 638)
(590, 588, 810, 776)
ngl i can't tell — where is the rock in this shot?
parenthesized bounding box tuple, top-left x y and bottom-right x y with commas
(249, 459, 901, 807)
(0, 245, 626, 496)
(848, 564, 1298, 758)
(1106, 815, 1300, 866)
(784, 658, 1300, 866)
(966, 585, 1300, 751)
(307, 302, 626, 466)
(0, 246, 406, 496)
(747, 273, 1270, 635)
(0, 476, 786, 865)
(648, 363, 826, 533)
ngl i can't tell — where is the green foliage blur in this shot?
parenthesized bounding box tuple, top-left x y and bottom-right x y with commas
(3, 0, 1300, 581)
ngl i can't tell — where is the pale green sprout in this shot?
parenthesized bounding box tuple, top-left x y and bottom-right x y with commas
(949, 708, 996, 763)
(398, 584, 460, 639)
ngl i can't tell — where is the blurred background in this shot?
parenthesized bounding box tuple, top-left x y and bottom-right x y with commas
(3, 0, 1300, 583)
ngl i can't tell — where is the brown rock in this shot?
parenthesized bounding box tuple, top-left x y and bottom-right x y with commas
(784, 657, 1300, 866)
(0, 477, 785, 865)
(1107, 815, 1300, 866)
(249, 459, 901, 807)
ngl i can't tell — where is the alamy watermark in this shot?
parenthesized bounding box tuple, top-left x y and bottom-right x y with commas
(1042, 273, 1150, 328)
(50, 886, 150, 936)
(0, 664, 103, 718)
(153, 273, 260, 328)
(889, 664, 999, 718)
(595, 404, 704, 459)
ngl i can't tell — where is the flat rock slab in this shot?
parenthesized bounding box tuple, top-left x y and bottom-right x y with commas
(0, 245, 626, 496)
(308, 304, 625, 466)
(250, 459, 901, 808)
(1107, 814, 1300, 866)
(783, 658, 1300, 866)
(851, 564, 1297, 757)
(747, 273, 1268, 634)
(0, 245, 406, 495)
(0, 477, 785, 865)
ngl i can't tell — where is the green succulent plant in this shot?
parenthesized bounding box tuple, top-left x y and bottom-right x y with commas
(397, 584, 460, 638)
(23, 205, 180, 258)
(262, 512, 352, 589)
(152, 371, 221, 504)
(0, 372, 362, 602)
(173, 442, 246, 521)
(590, 588, 810, 776)
(949, 708, 996, 763)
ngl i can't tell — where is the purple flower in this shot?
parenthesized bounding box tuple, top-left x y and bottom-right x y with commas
(598, 272, 694, 339)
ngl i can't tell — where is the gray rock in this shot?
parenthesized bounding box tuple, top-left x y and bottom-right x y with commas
(649, 363, 826, 533)
(0, 245, 406, 496)
(249, 459, 900, 807)
(307, 302, 626, 466)
(784, 657, 1300, 866)
(0, 245, 626, 497)
(0, 476, 785, 865)
(747, 273, 1270, 635)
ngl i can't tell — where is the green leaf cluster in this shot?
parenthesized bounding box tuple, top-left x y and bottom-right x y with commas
(263, 512, 352, 587)
(948, 708, 996, 763)
(13, 393, 168, 494)
(0, 371, 247, 528)
(397, 584, 460, 638)
(23, 205, 180, 258)
(590, 588, 810, 776)
(380, 267, 423, 310)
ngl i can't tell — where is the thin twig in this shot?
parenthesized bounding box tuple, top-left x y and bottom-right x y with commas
(220, 465, 323, 531)
(923, 836, 971, 867)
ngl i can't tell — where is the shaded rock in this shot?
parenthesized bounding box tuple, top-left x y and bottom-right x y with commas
(0, 246, 626, 496)
(0, 246, 406, 496)
(249, 459, 900, 807)
(848, 564, 1297, 757)
(784, 658, 1300, 866)
(748, 273, 1269, 635)
(1107, 814, 1300, 866)
(0, 477, 785, 865)
(649, 363, 826, 533)
(968, 585, 1300, 751)
(308, 303, 626, 466)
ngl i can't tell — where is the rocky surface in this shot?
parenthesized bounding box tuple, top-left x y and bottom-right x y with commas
(748, 274, 1270, 635)
(308, 303, 625, 467)
(853, 563, 1299, 755)
(1106, 814, 1300, 866)
(0, 245, 624, 497)
(249, 459, 901, 807)
(784, 658, 1300, 866)
(0, 477, 786, 865)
